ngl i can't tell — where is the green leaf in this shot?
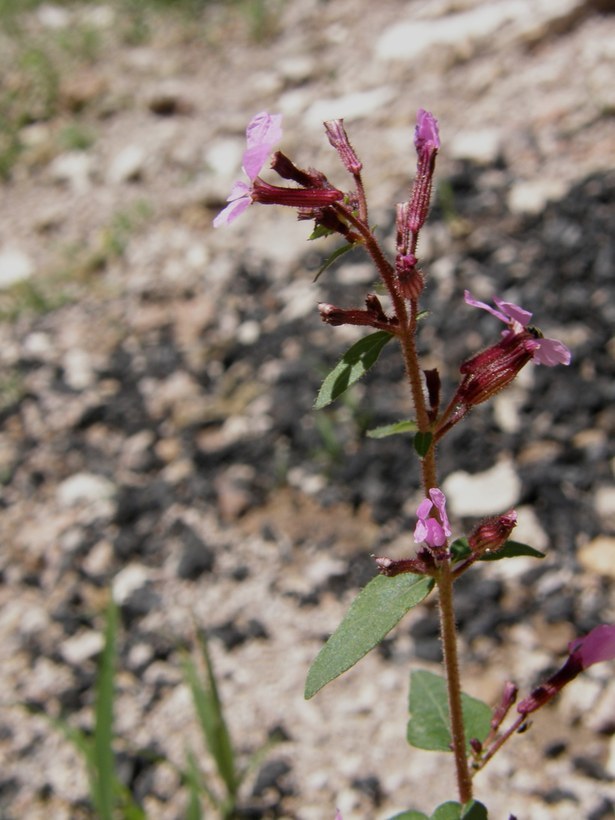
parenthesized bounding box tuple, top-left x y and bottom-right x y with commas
(450, 537, 545, 564)
(431, 803, 463, 820)
(460, 801, 489, 820)
(314, 331, 393, 409)
(93, 599, 118, 820)
(313, 241, 354, 281)
(366, 419, 418, 439)
(388, 813, 429, 820)
(183, 633, 238, 801)
(413, 431, 433, 458)
(450, 538, 472, 563)
(388, 812, 429, 820)
(407, 670, 491, 753)
(480, 539, 545, 561)
(305, 573, 434, 699)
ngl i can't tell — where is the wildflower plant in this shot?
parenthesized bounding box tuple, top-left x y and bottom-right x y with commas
(215, 111, 615, 817)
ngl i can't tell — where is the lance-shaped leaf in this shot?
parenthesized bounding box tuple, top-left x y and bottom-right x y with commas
(366, 419, 418, 439)
(313, 242, 355, 281)
(450, 537, 545, 564)
(315, 330, 393, 409)
(407, 670, 491, 753)
(305, 573, 434, 699)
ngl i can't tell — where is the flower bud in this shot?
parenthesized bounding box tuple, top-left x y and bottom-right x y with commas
(468, 510, 517, 556)
(324, 119, 363, 174)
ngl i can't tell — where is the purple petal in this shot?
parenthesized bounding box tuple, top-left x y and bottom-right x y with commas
(570, 624, 615, 669)
(533, 337, 571, 367)
(464, 290, 509, 324)
(414, 109, 440, 152)
(429, 488, 451, 537)
(414, 518, 429, 544)
(416, 497, 433, 520)
(213, 193, 251, 228)
(243, 112, 283, 180)
(493, 296, 532, 327)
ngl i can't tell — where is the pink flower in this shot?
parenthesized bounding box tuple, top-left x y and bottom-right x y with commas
(213, 112, 283, 228)
(414, 488, 451, 549)
(464, 290, 571, 366)
(517, 624, 615, 717)
(569, 624, 615, 668)
(414, 108, 440, 155)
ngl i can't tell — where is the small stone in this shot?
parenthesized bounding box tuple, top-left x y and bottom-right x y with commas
(450, 128, 502, 166)
(578, 536, 615, 580)
(174, 522, 215, 580)
(57, 472, 116, 507)
(108, 144, 146, 184)
(60, 629, 104, 666)
(49, 151, 95, 192)
(63, 348, 95, 390)
(0, 247, 33, 288)
(443, 459, 521, 516)
(112, 563, 159, 618)
(507, 179, 567, 215)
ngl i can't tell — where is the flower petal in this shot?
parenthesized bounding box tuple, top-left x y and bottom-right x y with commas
(213, 193, 251, 228)
(243, 112, 283, 180)
(464, 289, 509, 324)
(429, 488, 452, 537)
(570, 624, 615, 668)
(534, 337, 571, 366)
(493, 296, 532, 327)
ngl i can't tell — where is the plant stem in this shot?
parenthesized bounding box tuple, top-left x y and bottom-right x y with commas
(438, 560, 473, 803)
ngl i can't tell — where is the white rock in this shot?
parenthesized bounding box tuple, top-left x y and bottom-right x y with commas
(108, 144, 146, 184)
(49, 151, 94, 192)
(443, 458, 521, 516)
(507, 179, 567, 215)
(37, 4, 71, 29)
(112, 563, 152, 606)
(578, 536, 615, 580)
(450, 128, 502, 166)
(60, 629, 104, 665)
(63, 348, 95, 390)
(376, 3, 525, 62)
(0, 247, 33, 288)
(57, 472, 116, 507)
(305, 87, 396, 127)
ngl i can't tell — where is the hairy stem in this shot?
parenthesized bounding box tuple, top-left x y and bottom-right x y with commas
(438, 560, 473, 803)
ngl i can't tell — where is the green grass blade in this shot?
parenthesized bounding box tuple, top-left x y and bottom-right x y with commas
(183, 634, 238, 802)
(93, 599, 119, 820)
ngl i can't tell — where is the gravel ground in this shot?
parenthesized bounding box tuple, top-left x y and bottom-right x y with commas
(0, 1, 614, 818)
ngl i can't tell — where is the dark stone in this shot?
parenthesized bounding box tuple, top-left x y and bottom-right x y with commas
(174, 522, 215, 579)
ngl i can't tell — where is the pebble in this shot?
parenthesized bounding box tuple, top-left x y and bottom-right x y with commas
(57, 472, 116, 507)
(443, 458, 521, 517)
(107, 144, 146, 184)
(0, 247, 33, 288)
(49, 151, 95, 192)
(578, 536, 615, 580)
(59, 629, 104, 666)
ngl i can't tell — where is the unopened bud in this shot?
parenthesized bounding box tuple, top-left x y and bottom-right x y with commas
(469, 511, 517, 556)
(324, 119, 363, 175)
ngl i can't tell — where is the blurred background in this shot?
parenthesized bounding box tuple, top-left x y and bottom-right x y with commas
(0, 0, 614, 817)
